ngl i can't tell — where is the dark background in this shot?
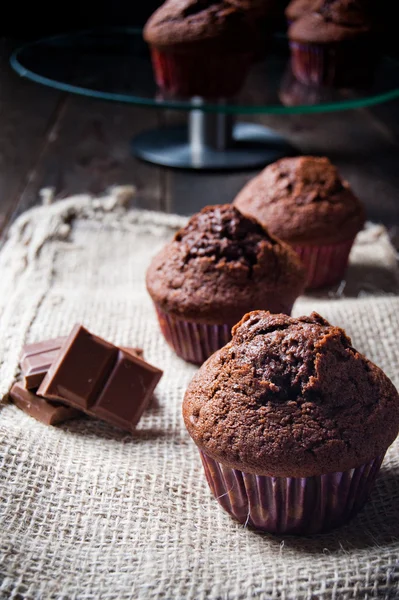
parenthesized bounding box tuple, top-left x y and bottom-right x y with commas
(2, 1, 289, 36)
(3, 1, 396, 56)
(3, 2, 165, 36)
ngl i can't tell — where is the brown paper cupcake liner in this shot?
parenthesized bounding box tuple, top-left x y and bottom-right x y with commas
(154, 298, 295, 364)
(289, 40, 376, 88)
(292, 237, 355, 289)
(154, 305, 232, 365)
(200, 451, 385, 535)
(150, 48, 253, 98)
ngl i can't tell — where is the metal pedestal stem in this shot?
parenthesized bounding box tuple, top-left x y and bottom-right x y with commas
(131, 104, 297, 171)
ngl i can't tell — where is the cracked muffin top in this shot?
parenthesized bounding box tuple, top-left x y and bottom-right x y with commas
(146, 205, 305, 324)
(234, 156, 365, 245)
(183, 311, 399, 477)
(285, 0, 322, 22)
(288, 0, 373, 43)
(317, 0, 372, 26)
(143, 0, 262, 51)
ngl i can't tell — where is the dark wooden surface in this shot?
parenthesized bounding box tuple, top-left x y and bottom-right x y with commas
(0, 38, 398, 241)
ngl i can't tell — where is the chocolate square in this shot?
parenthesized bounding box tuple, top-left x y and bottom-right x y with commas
(38, 325, 118, 410)
(94, 350, 162, 429)
(37, 325, 163, 431)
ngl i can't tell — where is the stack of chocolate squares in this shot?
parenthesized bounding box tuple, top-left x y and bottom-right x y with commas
(10, 325, 163, 431)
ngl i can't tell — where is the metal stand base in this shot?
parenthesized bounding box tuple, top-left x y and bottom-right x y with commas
(131, 109, 297, 171)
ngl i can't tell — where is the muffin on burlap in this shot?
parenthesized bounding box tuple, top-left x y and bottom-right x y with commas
(183, 310, 399, 534)
(146, 205, 305, 364)
(234, 156, 365, 288)
(143, 0, 263, 98)
(288, 0, 376, 87)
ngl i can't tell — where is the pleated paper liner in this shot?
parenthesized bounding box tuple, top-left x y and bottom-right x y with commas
(155, 306, 232, 365)
(150, 48, 253, 98)
(200, 451, 384, 535)
(293, 238, 355, 289)
(289, 40, 376, 88)
(155, 301, 294, 365)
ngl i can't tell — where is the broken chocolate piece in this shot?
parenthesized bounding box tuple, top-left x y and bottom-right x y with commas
(37, 325, 162, 431)
(21, 337, 143, 389)
(10, 382, 81, 426)
(20, 337, 66, 362)
(22, 347, 63, 390)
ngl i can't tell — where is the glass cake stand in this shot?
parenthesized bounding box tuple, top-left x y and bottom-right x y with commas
(10, 28, 399, 171)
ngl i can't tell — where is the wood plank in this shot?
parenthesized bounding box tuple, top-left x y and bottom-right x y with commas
(161, 110, 259, 215)
(165, 107, 399, 224)
(3, 31, 398, 226)
(0, 39, 63, 234)
(11, 95, 165, 221)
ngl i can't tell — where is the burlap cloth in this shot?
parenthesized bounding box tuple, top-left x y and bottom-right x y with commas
(1, 188, 399, 600)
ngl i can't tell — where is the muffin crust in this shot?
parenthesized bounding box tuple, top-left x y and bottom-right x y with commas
(288, 0, 373, 44)
(146, 205, 305, 324)
(183, 311, 399, 477)
(234, 156, 365, 245)
(285, 0, 321, 22)
(144, 0, 260, 51)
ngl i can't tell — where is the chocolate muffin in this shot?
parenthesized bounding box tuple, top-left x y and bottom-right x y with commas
(285, 0, 321, 24)
(234, 156, 365, 288)
(288, 0, 376, 87)
(183, 310, 399, 534)
(146, 205, 305, 364)
(143, 0, 262, 97)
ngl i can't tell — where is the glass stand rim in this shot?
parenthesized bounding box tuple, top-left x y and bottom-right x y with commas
(10, 27, 399, 115)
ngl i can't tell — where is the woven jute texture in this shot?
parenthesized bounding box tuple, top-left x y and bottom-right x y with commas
(1, 188, 399, 600)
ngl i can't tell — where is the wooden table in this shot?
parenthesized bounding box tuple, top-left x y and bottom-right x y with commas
(1, 38, 398, 241)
